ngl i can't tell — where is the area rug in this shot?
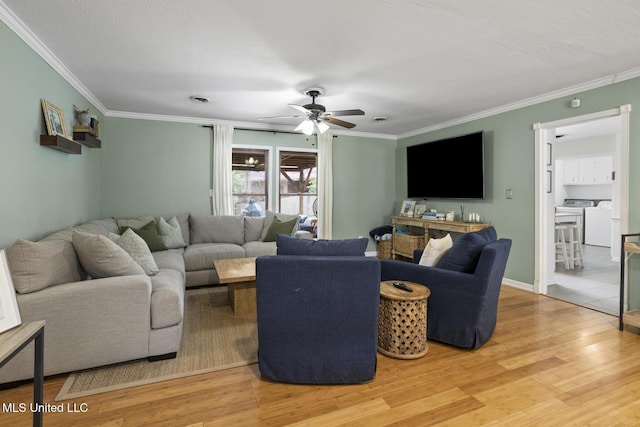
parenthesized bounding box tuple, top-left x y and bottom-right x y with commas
(55, 286, 258, 401)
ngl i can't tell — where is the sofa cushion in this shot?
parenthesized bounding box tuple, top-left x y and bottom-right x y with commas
(108, 229, 159, 276)
(73, 218, 119, 236)
(183, 243, 246, 271)
(244, 216, 266, 242)
(437, 226, 498, 273)
(115, 214, 156, 230)
(120, 221, 168, 252)
(276, 234, 368, 256)
(157, 216, 187, 249)
(152, 248, 186, 276)
(260, 211, 299, 241)
(263, 217, 298, 242)
(419, 233, 453, 267)
(72, 232, 145, 278)
(243, 241, 277, 258)
(189, 215, 245, 245)
(6, 239, 85, 294)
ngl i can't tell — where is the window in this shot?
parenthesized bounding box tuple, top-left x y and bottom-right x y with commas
(279, 150, 317, 216)
(232, 148, 268, 216)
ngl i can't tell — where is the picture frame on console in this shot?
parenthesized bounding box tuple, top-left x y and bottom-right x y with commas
(0, 250, 21, 333)
(414, 203, 427, 218)
(41, 99, 68, 138)
(400, 200, 416, 217)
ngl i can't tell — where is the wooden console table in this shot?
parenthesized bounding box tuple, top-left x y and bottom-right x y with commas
(391, 216, 489, 259)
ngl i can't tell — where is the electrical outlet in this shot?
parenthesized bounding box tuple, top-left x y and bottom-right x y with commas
(506, 189, 513, 199)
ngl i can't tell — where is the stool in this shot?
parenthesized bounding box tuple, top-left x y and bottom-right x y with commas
(378, 281, 430, 359)
(555, 224, 570, 270)
(565, 223, 583, 269)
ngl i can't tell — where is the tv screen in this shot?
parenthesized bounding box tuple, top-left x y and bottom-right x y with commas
(407, 131, 485, 199)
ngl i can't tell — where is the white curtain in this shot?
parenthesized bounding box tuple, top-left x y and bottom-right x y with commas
(317, 131, 333, 239)
(211, 124, 234, 215)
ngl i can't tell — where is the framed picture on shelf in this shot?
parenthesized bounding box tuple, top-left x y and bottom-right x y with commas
(0, 250, 21, 333)
(41, 99, 68, 138)
(414, 203, 427, 218)
(399, 200, 416, 217)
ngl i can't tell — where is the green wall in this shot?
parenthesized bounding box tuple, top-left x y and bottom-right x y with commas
(102, 125, 396, 250)
(101, 118, 212, 218)
(398, 79, 640, 285)
(0, 21, 105, 248)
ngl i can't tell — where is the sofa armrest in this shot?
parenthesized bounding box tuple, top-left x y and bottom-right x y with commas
(8, 275, 153, 379)
(381, 259, 484, 295)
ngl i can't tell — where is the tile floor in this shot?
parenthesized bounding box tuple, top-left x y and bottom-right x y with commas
(547, 244, 619, 315)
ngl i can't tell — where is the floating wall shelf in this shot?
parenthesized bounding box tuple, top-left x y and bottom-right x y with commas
(73, 132, 101, 148)
(40, 135, 81, 154)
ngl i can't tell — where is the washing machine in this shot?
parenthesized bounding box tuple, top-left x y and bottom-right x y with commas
(584, 201, 612, 247)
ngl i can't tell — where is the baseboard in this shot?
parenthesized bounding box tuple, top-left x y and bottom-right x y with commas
(503, 277, 534, 292)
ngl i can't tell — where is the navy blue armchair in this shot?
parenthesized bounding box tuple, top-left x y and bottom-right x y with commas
(256, 255, 381, 384)
(381, 238, 512, 349)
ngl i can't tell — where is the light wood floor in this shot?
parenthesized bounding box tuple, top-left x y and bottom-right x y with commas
(3, 286, 640, 426)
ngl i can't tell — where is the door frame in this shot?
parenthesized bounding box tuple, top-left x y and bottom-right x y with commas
(532, 105, 631, 294)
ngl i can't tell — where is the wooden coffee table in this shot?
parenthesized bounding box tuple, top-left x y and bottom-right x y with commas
(213, 257, 257, 316)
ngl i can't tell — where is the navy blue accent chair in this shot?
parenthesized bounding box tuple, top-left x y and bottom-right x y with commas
(380, 236, 512, 349)
(256, 255, 381, 384)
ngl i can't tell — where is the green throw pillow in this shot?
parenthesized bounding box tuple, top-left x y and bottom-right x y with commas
(263, 217, 297, 242)
(120, 221, 168, 252)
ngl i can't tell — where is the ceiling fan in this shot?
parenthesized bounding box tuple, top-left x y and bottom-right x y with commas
(259, 88, 364, 135)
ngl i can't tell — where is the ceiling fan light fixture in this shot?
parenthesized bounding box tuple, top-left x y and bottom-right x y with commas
(316, 121, 329, 134)
(301, 120, 315, 135)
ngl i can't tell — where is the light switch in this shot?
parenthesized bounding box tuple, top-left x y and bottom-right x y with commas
(506, 189, 513, 199)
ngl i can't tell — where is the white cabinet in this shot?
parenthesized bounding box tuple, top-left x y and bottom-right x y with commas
(594, 156, 613, 183)
(563, 159, 580, 184)
(563, 155, 613, 185)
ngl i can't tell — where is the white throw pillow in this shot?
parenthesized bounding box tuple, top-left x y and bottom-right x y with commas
(157, 216, 187, 249)
(109, 229, 159, 275)
(419, 233, 453, 267)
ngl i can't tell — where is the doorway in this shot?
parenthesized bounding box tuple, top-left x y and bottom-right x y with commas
(533, 105, 631, 314)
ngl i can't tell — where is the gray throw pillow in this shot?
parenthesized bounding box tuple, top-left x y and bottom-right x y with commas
(109, 229, 159, 275)
(157, 216, 187, 249)
(6, 239, 85, 294)
(72, 232, 145, 278)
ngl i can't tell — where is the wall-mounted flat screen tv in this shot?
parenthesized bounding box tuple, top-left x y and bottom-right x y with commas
(407, 131, 485, 199)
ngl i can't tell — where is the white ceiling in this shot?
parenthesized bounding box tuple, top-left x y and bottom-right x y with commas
(3, 0, 640, 138)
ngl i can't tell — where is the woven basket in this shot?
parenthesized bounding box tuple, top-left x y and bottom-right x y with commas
(393, 233, 425, 258)
(377, 239, 392, 259)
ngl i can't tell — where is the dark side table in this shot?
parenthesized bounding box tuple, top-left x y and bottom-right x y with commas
(0, 321, 45, 427)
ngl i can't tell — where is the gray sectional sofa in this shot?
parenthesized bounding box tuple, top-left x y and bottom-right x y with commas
(0, 211, 297, 384)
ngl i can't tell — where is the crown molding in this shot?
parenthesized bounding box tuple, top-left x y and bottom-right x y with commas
(106, 110, 398, 140)
(398, 66, 640, 140)
(0, 1, 108, 114)
(4, 0, 638, 143)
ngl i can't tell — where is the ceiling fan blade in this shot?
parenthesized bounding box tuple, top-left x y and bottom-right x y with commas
(288, 104, 311, 114)
(258, 115, 306, 120)
(324, 116, 357, 129)
(325, 109, 365, 117)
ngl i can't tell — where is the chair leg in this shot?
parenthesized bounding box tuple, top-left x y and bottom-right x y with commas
(555, 226, 570, 270)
